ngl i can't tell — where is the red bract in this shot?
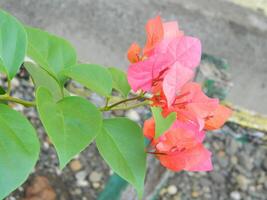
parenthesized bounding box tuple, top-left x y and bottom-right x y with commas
(151, 82, 232, 131)
(144, 118, 212, 172)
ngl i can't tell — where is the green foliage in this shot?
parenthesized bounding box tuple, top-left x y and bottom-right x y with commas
(26, 26, 77, 83)
(63, 64, 113, 96)
(96, 118, 146, 197)
(36, 87, 102, 168)
(151, 107, 176, 138)
(0, 10, 27, 79)
(24, 62, 63, 101)
(108, 67, 131, 97)
(0, 9, 148, 199)
(0, 105, 40, 199)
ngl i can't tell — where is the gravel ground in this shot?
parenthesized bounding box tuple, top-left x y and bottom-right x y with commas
(159, 124, 267, 200)
(2, 71, 267, 200)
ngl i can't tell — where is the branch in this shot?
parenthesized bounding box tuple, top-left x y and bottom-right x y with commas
(0, 95, 36, 107)
(100, 94, 146, 111)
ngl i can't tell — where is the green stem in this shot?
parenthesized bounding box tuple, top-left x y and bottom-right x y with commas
(0, 95, 36, 107)
(100, 95, 145, 111)
(108, 100, 150, 111)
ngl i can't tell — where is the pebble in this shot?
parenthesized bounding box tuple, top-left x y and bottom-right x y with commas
(89, 171, 102, 182)
(25, 176, 56, 200)
(230, 191, 241, 200)
(167, 185, 177, 195)
(75, 170, 88, 183)
(125, 110, 141, 122)
(92, 182, 100, 189)
(236, 175, 250, 190)
(70, 159, 82, 172)
(43, 141, 50, 150)
(231, 156, 238, 165)
(77, 180, 89, 187)
(191, 191, 200, 198)
(210, 172, 225, 184)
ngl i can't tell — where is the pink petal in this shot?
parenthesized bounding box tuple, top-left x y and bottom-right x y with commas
(127, 59, 153, 92)
(183, 144, 213, 171)
(179, 83, 219, 119)
(158, 153, 185, 172)
(158, 144, 212, 172)
(163, 21, 184, 39)
(143, 118, 155, 140)
(163, 62, 194, 106)
(155, 36, 202, 69)
(156, 120, 205, 152)
(168, 36, 202, 69)
(127, 54, 172, 92)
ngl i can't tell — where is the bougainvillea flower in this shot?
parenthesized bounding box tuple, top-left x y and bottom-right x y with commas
(143, 118, 213, 172)
(127, 16, 183, 62)
(127, 16, 186, 93)
(128, 36, 201, 97)
(129, 15, 232, 173)
(127, 53, 172, 92)
(151, 82, 231, 131)
(128, 32, 201, 105)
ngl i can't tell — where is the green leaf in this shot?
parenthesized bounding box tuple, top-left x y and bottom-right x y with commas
(0, 10, 27, 79)
(36, 87, 102, 168)
(96, 118, 146, 197)
(0, 104, 40, 199)
(151, 107, 176, 138)
(24, 62, 63, 101)
(26, 26, 77, 83)
(63, 64, 112, 96)
(108, 67, 131, 97)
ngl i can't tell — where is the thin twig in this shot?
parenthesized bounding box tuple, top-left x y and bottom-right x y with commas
(0, 95, 36, 107)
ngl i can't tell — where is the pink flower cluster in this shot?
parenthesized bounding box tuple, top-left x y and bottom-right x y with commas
(127, 16, 232, 172)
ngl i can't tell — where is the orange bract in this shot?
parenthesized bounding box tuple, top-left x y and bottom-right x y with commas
(205, 105, 232, 130)
(127, 43, 141, 63)
(143, 15, 164, 56)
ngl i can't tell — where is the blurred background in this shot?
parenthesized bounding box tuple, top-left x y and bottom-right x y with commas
(0, 0, 267, 200)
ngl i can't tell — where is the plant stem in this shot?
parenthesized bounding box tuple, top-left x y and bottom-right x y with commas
(108, 100, 150, 111)
(100, 94, 146, 111)
(0, 95, 36, 107)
